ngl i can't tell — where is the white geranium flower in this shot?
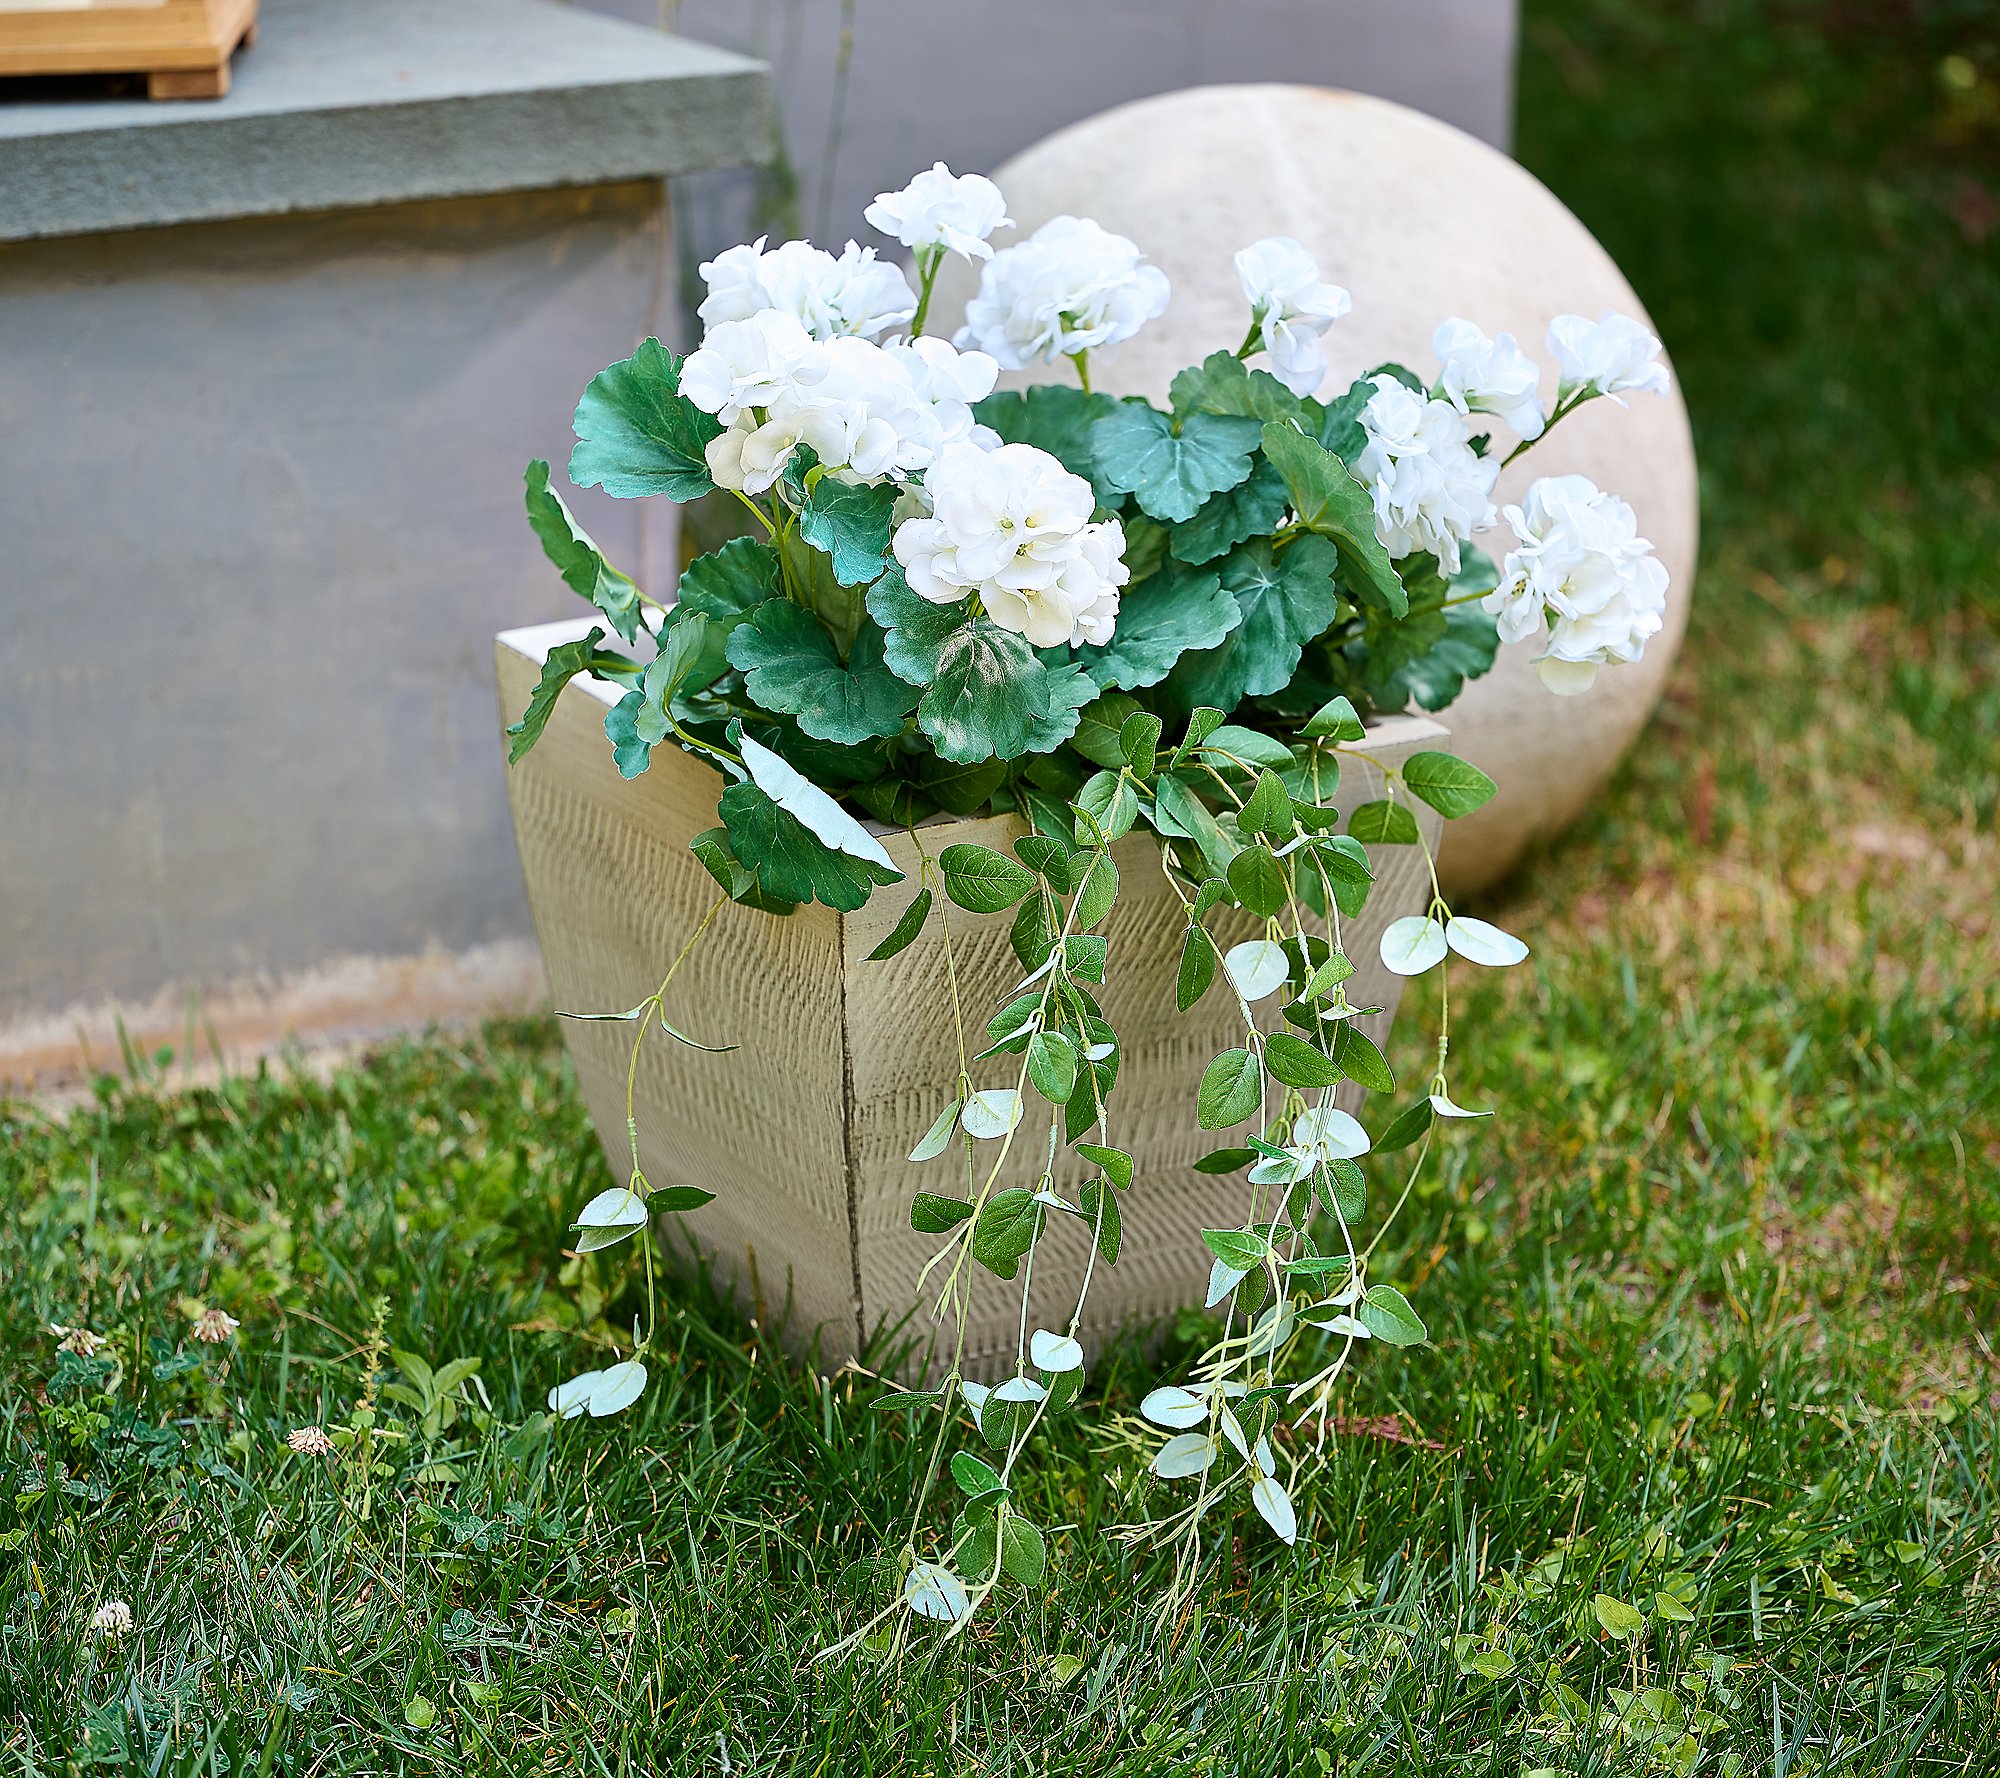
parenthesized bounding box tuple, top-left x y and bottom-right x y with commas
(1432, 317, 1545, 440)
(1248, 1104, 1372, 1186)
(954, 216, 1170, 369)
(1547, 311, 1670, 403)
(893, 441, 1128, 648)
(679, 310, 821, 424)
(1355, 375, 1499, 575)
(698, 236, 916, 340)
(1483, 474, 1670, 694)
(704, 333, 982, 496)
(865, 162, 1013, 263)
(1234, 236, 1351, 398)
(882, 335, 1001, 450)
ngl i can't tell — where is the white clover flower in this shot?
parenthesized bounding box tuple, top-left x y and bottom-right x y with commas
(286, 1425, 334, 1455)
(52, 1323, 107, 1357)
(92, 1600, 135, 1637)
(954, 216, 1169, 369)
(1234, 236, 1351, 399)
(1355, 375, 1499, 575)
(704, 333, 984, 496)
(1431, 317, 1545, 440)
(1483, 474, 1670, 695)
(679, 310, 822, 424)
(190, 1307, 240, 1345)
(865, 162, 1013, 263)
(1247, 1104, 1372, 1187)
(1546, 310, 1670, 403)
(893, 440, 1128, 648)
(698, 236, 916, 340)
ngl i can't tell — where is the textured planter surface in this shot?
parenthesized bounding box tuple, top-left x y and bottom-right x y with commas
(499, 619, 1445, 1377)
(936, 84, 1699, 894)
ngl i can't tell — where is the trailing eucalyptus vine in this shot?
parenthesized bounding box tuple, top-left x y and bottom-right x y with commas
(505, 164, 1674, 1635)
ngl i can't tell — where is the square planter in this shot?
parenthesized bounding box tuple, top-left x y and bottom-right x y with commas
(498, 618, 1446, 1377)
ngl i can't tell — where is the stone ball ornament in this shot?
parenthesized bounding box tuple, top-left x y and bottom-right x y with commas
(936, 85, 1699, 893)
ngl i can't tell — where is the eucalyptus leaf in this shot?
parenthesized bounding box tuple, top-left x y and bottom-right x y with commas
(939, 843, 1036, 913)
(867, 887, 933, 961)
(1078, 1178, 1122, 1265)
(1348, 799, 1422, 845)
(1402, 751, 1498, 819)
(908, 1098, 964, 1162)
(1357, 1285, 1427, 1347)
(911, 1193, 975, 1234)
(1198, 1048, 1263, 1129)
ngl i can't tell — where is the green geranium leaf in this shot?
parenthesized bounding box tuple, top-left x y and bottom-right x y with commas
(918, 754, 1009, 816)
(1165, 535, 1345, 714)
(868, 570, 1090, 762)
(726, 601, 916, 743)
(717, 780, 899, 912)
(1091, 404, 1264, 523)
(1077, 561, 1241, 691)
(507, 626, 606, 764)
(676, 537, 782, 682)
(569, 338, 720, 501)
(1260, 420, 1407, 616)
(973, 385, 1120, 496)
(523, 460, 644, 643)
(1169, 456, 1292, 567)
(1402, 750, 1498, 819)
(797, 474, 899, 587)
(1171, 349, 1324, 429)
(1121, 511, 1171, 582)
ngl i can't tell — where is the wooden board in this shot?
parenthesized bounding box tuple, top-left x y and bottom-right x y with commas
(0, 0, 258, 98)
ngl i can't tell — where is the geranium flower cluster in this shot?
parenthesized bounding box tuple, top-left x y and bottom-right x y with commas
(894, 441, 1129, 647)
(1484, 473, 1671, 693)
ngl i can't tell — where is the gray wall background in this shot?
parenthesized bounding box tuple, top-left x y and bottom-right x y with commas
(582, 0, 1518, 287)
(0, 186, 674, 1025)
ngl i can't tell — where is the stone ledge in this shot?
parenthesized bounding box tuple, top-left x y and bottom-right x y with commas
(0, 0, 767, 241)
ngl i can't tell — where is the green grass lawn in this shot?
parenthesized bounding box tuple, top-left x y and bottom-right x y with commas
(5, 2, 1998, 1770)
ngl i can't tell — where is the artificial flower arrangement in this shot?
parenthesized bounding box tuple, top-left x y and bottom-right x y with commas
(508, 160, 1672, 1636)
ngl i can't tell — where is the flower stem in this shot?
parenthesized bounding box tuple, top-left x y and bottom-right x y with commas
(909, 248, 944, 340)
(1067, 351, 1092, 395)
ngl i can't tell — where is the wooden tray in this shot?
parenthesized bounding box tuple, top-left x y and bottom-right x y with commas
(0, 0, 259, 99)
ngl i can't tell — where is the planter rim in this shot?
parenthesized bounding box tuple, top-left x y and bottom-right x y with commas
(496, 616, 1452, 836)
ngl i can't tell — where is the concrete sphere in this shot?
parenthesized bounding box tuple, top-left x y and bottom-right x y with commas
(936, 85, 1699, 893)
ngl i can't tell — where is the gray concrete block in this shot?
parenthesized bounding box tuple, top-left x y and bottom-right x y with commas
(586, 0, 1516, 276)
(0, 0, 768, 242)
(0, 185, 679, 1052)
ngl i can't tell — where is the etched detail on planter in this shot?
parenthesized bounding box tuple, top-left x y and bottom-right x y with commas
(500, 620, 1444, 1377)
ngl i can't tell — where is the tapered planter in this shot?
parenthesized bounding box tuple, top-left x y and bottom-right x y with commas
(498, 618, 1446, 1377)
